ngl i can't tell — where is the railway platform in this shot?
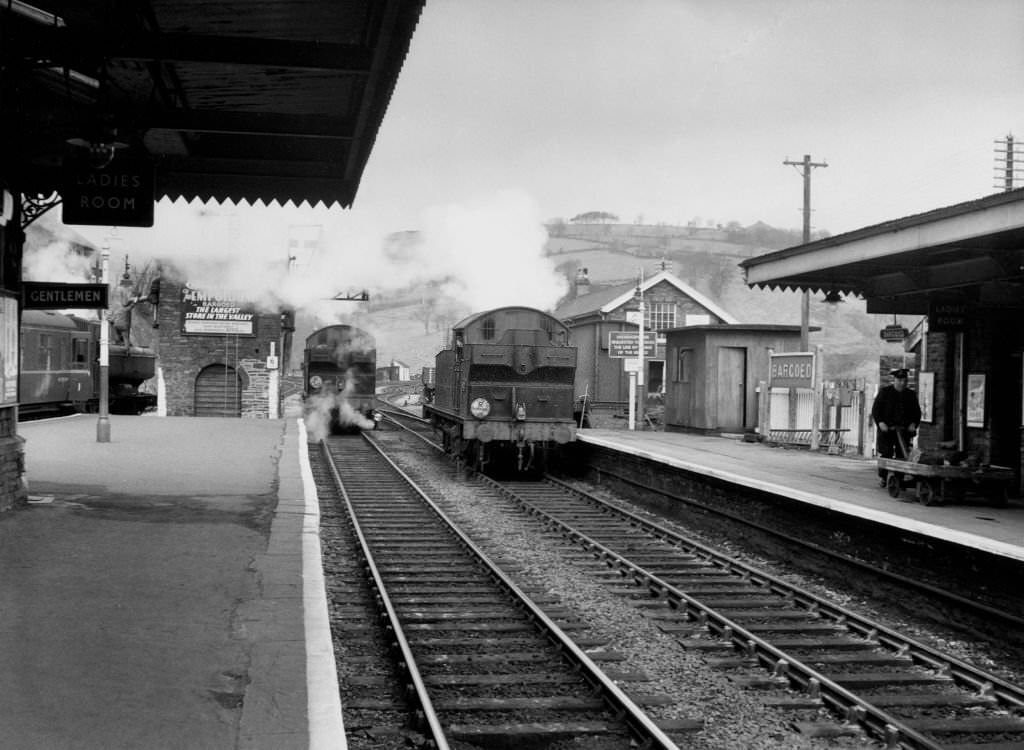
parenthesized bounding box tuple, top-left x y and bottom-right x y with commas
(2, 413, 338, 750)
(578, 428, 1024, 564)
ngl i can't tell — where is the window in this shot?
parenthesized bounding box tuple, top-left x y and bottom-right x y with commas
(72, 338, 89, 368)
(482, 317, 495, 340)
(675, 348, 693, 383)
(645, 301, 676, 333)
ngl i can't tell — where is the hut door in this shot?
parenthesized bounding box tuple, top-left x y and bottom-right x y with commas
(195, 364, 242, 417)
(717, 347, 746, 431)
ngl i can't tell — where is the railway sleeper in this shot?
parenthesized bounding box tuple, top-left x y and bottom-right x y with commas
(786, 650, 914, 666)
(417, 652, 574, 665)
(447, 720, 632, 744)
(424, 673, 591, 686)
(830, 671, 954, 689)
(867, 692, 998, 708)
(902, 716, 1024, 734)
(433, 695, 607, 711)
(692, 596, 793, 608)
(739, 622, 848, 634)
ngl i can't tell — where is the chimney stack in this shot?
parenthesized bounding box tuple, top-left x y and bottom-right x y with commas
(574, 267, 591, 297)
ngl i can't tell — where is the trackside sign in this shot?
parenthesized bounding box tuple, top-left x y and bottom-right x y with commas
(769, 352, 815, 388)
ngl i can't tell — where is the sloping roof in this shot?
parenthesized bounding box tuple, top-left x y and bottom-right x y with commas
(2, 0, 425, 208)
(555, 270, 738, 324)
(554, 280, 636, 320)
(740, 188, 1024, 314)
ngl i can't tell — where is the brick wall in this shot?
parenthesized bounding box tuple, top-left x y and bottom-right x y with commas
(154, 279, 284, 418)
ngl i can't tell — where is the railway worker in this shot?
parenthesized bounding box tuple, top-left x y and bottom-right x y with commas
(871, 368, 922, 483)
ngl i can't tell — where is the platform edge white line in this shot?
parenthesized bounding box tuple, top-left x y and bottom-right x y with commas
(298, 418, 347, 750)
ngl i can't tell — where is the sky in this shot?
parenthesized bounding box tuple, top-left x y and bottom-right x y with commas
(359, 0, 1024, 234)
(53, 0, 1024, 321)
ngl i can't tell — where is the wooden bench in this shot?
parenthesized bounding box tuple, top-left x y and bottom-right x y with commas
(768, 428, 850, 451)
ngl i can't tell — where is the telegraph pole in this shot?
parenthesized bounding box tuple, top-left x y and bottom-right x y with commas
(783, 154, 828, 349)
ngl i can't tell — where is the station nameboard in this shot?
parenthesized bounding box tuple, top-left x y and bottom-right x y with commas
(879, 324, 908, 342)
(769, 352, 815, 388)
(23, 282, 109, 310)
(608, 331, 656, 358)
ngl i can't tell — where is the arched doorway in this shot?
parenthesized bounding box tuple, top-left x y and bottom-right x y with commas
(194, 364, 242, 417)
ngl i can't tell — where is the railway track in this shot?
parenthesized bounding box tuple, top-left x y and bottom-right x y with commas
(317, 433, 686, 749)
(371, 413, 1024, 748)
(488, 476, 1024, 749)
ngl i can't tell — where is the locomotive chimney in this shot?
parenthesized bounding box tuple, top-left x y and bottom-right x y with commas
(574, 267, 591, 298)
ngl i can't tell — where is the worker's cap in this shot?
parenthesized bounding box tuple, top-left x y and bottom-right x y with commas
(889, 368, 909, 379)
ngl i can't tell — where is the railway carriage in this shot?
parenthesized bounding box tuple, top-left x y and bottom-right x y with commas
(302, 324, 378, 434)
(423, 306, 578, 473)
(20, 310, 157, 417)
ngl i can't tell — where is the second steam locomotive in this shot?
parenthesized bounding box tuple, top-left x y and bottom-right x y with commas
(302, 324, 379, 434)
(423, 306, 577, 473)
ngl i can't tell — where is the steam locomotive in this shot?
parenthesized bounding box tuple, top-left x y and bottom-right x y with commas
(423, 306, 578, 473)
(20, 310, 157, 417)
(302, 324, 379, 434)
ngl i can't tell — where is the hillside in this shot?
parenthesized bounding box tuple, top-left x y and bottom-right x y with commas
(548, 222, 915, 383)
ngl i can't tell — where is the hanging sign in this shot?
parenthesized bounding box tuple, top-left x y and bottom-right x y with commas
(60, 154, 155, 228)
(879, 324, 908, 342)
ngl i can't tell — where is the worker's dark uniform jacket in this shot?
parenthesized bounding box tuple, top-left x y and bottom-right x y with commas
(871, 374, 922, 473)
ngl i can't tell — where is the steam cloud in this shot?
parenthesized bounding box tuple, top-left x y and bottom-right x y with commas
(44, 188, 567, 330)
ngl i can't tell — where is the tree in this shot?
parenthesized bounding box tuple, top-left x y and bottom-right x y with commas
(569, 211, 619, 224)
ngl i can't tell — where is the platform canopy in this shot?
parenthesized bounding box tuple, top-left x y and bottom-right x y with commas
(0, 0, 425, 209)
(740, 188, 1024, 315)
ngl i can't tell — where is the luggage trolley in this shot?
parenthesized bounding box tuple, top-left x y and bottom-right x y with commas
(877, 432, 1014, 507)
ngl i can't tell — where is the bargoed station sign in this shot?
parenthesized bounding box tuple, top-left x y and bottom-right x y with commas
(23, 282, 109, 310)
(769, 352, 815, 389)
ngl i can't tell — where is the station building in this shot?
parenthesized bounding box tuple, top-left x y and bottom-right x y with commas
(151, 277, 294, 419)
(741, 188, 1024, 496)
(555, 268, 737, 423)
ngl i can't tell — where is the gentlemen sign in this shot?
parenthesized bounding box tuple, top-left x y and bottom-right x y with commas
(23, 282, 108, 310)
(769, 352, 815, 388)
(60, 155, 155, 227)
